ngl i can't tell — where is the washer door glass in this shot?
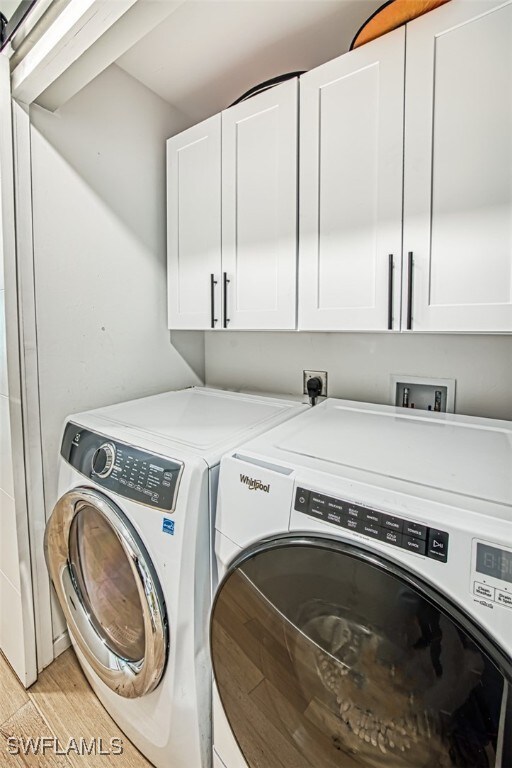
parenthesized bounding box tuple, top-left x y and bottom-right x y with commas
(68, 503, 145, 662)
(45, 488, 168, 698)
(211, 538, 511, 768)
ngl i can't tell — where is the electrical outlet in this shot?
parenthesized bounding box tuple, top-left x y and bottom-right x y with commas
(303, 370, 328, 398)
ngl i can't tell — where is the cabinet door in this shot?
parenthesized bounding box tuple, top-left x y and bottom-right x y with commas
(167, 115, 221, 330)
(221, 79, 298, 330)
(299, 28, 404, 331)
(404, 1, 512, 332)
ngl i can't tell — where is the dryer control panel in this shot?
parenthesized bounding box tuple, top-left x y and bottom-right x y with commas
(61, 422, 183, 512)
(295, 487, 449, 563)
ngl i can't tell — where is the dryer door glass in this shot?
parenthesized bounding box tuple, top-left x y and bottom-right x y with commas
(45, 488, 168, 698)
(68, 503, 145, 662)
(211, 538, 511, 768)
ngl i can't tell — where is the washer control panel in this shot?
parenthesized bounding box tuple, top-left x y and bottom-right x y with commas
(61, 422, 182, 512)
(295, 487, 449, 563)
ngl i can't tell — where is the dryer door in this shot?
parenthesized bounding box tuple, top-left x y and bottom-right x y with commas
(45, 487, 168, 698)
(211, 536, 512, 768)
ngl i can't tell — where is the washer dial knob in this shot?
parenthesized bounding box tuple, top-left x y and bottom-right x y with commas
(92, 443, 116, 478)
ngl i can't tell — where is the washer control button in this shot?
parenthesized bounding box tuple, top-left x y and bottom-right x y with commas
(402, 536, 427, 555)
(381, 515, 404, 533)
(381, 530, 402, 547)
(343, 517, 361, 532)
(346, 503, 363, 520)
(363, 509, 381, 526)
(294, 487, 310, 513)
(473, 582, 495, 600)
(326, 510, 344, 526)
(361, 522, 380, 540)
(403, 521, 427, 540)
(326, 497, 345, 514)
(495, 590, 512, 608)
(309, 492, 328, 510)
(427, 529, 449, 562)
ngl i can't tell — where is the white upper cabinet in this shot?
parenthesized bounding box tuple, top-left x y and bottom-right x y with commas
(167, 80, 298, 331)
(299, 28, 405, 331)
(221, 79, 298, 330)
(167, 115, 222, 330)
(167, 0, 511, 334)
(404, 0, 512, 332)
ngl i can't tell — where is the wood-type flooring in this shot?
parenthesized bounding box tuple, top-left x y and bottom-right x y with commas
(0, 648, 152, 767)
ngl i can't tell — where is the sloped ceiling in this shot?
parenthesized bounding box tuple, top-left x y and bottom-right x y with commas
(116, 0, 382, 123)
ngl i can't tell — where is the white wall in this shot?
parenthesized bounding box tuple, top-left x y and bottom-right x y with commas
(30, 64, 203, 642)
(205, 332, 512, 421)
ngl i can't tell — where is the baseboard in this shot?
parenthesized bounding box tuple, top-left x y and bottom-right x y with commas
(53, 631, 71, 658)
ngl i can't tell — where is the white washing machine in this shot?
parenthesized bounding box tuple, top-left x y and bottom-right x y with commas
(44, 387, 306, 768)
(211, 398, 512, 768)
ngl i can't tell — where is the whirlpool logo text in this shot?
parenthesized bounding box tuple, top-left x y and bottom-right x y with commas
(240, 474, 270, 493)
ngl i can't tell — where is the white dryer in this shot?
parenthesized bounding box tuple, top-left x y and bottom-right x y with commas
(44, 387, 306, 768)
(211, 399, 512, 768)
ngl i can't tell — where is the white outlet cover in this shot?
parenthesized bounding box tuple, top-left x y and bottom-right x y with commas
(303, 370, 328, 397)
(390, 374, 456, 413)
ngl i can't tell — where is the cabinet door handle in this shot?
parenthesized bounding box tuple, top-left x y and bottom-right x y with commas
(223, 272, 230, 328)
(210, 274, 218, 328)
(387, 254, 393, 330)
(407, 251, 413, 330)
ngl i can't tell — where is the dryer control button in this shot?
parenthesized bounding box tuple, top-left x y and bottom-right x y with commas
(92, 443, 116, 478)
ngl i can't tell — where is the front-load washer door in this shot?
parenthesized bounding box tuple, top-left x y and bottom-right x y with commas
(211, 536, 512, 768)
(45, 487, 168, 698)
